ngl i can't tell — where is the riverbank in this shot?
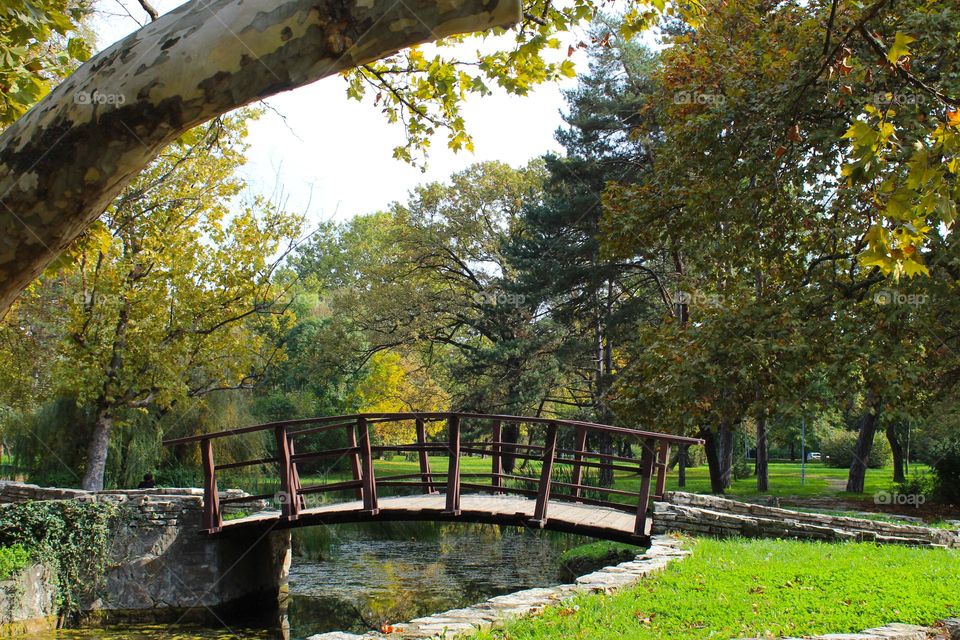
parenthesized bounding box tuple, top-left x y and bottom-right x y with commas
(470, 537, 960, 640)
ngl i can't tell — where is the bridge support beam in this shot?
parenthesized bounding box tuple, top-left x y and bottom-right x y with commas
(274, 426, 300, 520)
(531, 422, 558, 527)
(444, 415, 461, 515)
(415, 418, 437, 494)
(655, 441, 671, 498)
(358, 417, 379, 514)
(634, 438, 656, 536)
(570, 426, 588, 502)
(491, 420, 504, 495)
(201, 438, 221, 532)
(346, 423, 364, 500)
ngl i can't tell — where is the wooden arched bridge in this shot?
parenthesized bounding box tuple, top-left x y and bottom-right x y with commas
(163, 413, 702, 544)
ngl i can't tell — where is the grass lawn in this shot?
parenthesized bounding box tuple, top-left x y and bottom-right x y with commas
(226, 456, 926, 508)
(618, 461, 932, 500)
(472, 537, 960, 640)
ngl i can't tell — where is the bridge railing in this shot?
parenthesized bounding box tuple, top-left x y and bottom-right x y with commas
(163, 413, 703, 536)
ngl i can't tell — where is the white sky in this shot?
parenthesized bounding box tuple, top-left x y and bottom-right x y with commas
(93, 0, 581, 228)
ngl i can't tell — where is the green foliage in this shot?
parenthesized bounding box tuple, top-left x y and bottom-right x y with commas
(474, 538, 960, 640)
(346, 2, 701, 164)
(821, 429, 892, 470)
(0, 113, 304, 489)
(0, 0, 91, 124)
(0, 544, 29, 581)
(896, 472, 935, 503)
(0, 500, 117, 613)
(4, 395, 91, 487)
(292, 160, 555, 417)
(930, 438, 960, 504)
(558, 541, 640, 565)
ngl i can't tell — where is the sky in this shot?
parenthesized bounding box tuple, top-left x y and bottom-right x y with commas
(93, 0, 582, 229)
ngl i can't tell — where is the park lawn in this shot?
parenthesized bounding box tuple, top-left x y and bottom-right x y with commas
(609, 461, 931, 500)
(234, 457, 925, 506)
(472, 537, 960, 640)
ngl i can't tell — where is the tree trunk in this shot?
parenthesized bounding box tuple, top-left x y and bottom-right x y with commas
(886, 422, 906, 484)
(756, 411, 768, 492)
(81, 409, 112, 490)
(678, 444, 687, 488)
(701, 427, 726, 494)
(846, 392, 882, 493)
(789, 441, 796, 461)
(721, 423, 734, 489)
(0, 0, 520, 315)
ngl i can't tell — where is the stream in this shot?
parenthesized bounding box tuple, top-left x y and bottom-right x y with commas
(24, 522, 586, 640)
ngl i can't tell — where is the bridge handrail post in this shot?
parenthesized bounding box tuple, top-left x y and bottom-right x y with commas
(570, 425, 587, 501)
(274, 425, 299, 519)
(634, 437, 656, 536)
(288, 435, 306, 511)
(201, 437, 222, 532)
(357, 417, 379, 513)
(654, 440, 671, 498)
(531, 421, 558, 526)
(444, 414, 461, 514)
(490, 420, 503, 495)
(346, 422, 363, 500)
(415, 418, 436, 494)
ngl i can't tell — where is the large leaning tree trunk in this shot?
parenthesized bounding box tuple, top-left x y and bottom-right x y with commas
(0, 0, 520, 314)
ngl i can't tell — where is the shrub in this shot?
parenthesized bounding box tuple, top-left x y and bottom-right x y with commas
(821, 429, 891, 469)
(895, 473, 934, 502)
(0, 544, 30, 580)
(930, 438, 960, 504)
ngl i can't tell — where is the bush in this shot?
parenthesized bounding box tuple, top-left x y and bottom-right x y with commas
(930, 438, 960, 504)
(0, 544, 30, 580)
(821, 429, 891, 469)
(896, 473, 934, 502)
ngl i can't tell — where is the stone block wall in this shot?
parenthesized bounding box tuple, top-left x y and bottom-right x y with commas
(0, 563, 57, 635)
(0, 482, 291, 626)
(88, 492, 291, 620)
(653, 492, 959, 547)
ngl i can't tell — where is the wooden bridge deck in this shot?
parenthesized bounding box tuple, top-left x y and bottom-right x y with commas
(217, 493, 651, 544)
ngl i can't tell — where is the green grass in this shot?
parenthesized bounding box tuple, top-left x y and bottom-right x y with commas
(615, 461, 933, 500)
(298, 456, 492, 491)
(349, 458, 925, 501)
(559, 541, 642, 565)
(0, 544, 30, 580)
(227, 457, 928, 511)
(473, 537, 960, 640)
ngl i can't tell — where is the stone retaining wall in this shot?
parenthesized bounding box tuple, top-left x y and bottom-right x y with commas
(0, 564, 57, 636)
(653, 492, 959, 547)
(0, 482, 291, 628)
(88, 492, 290, 620)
